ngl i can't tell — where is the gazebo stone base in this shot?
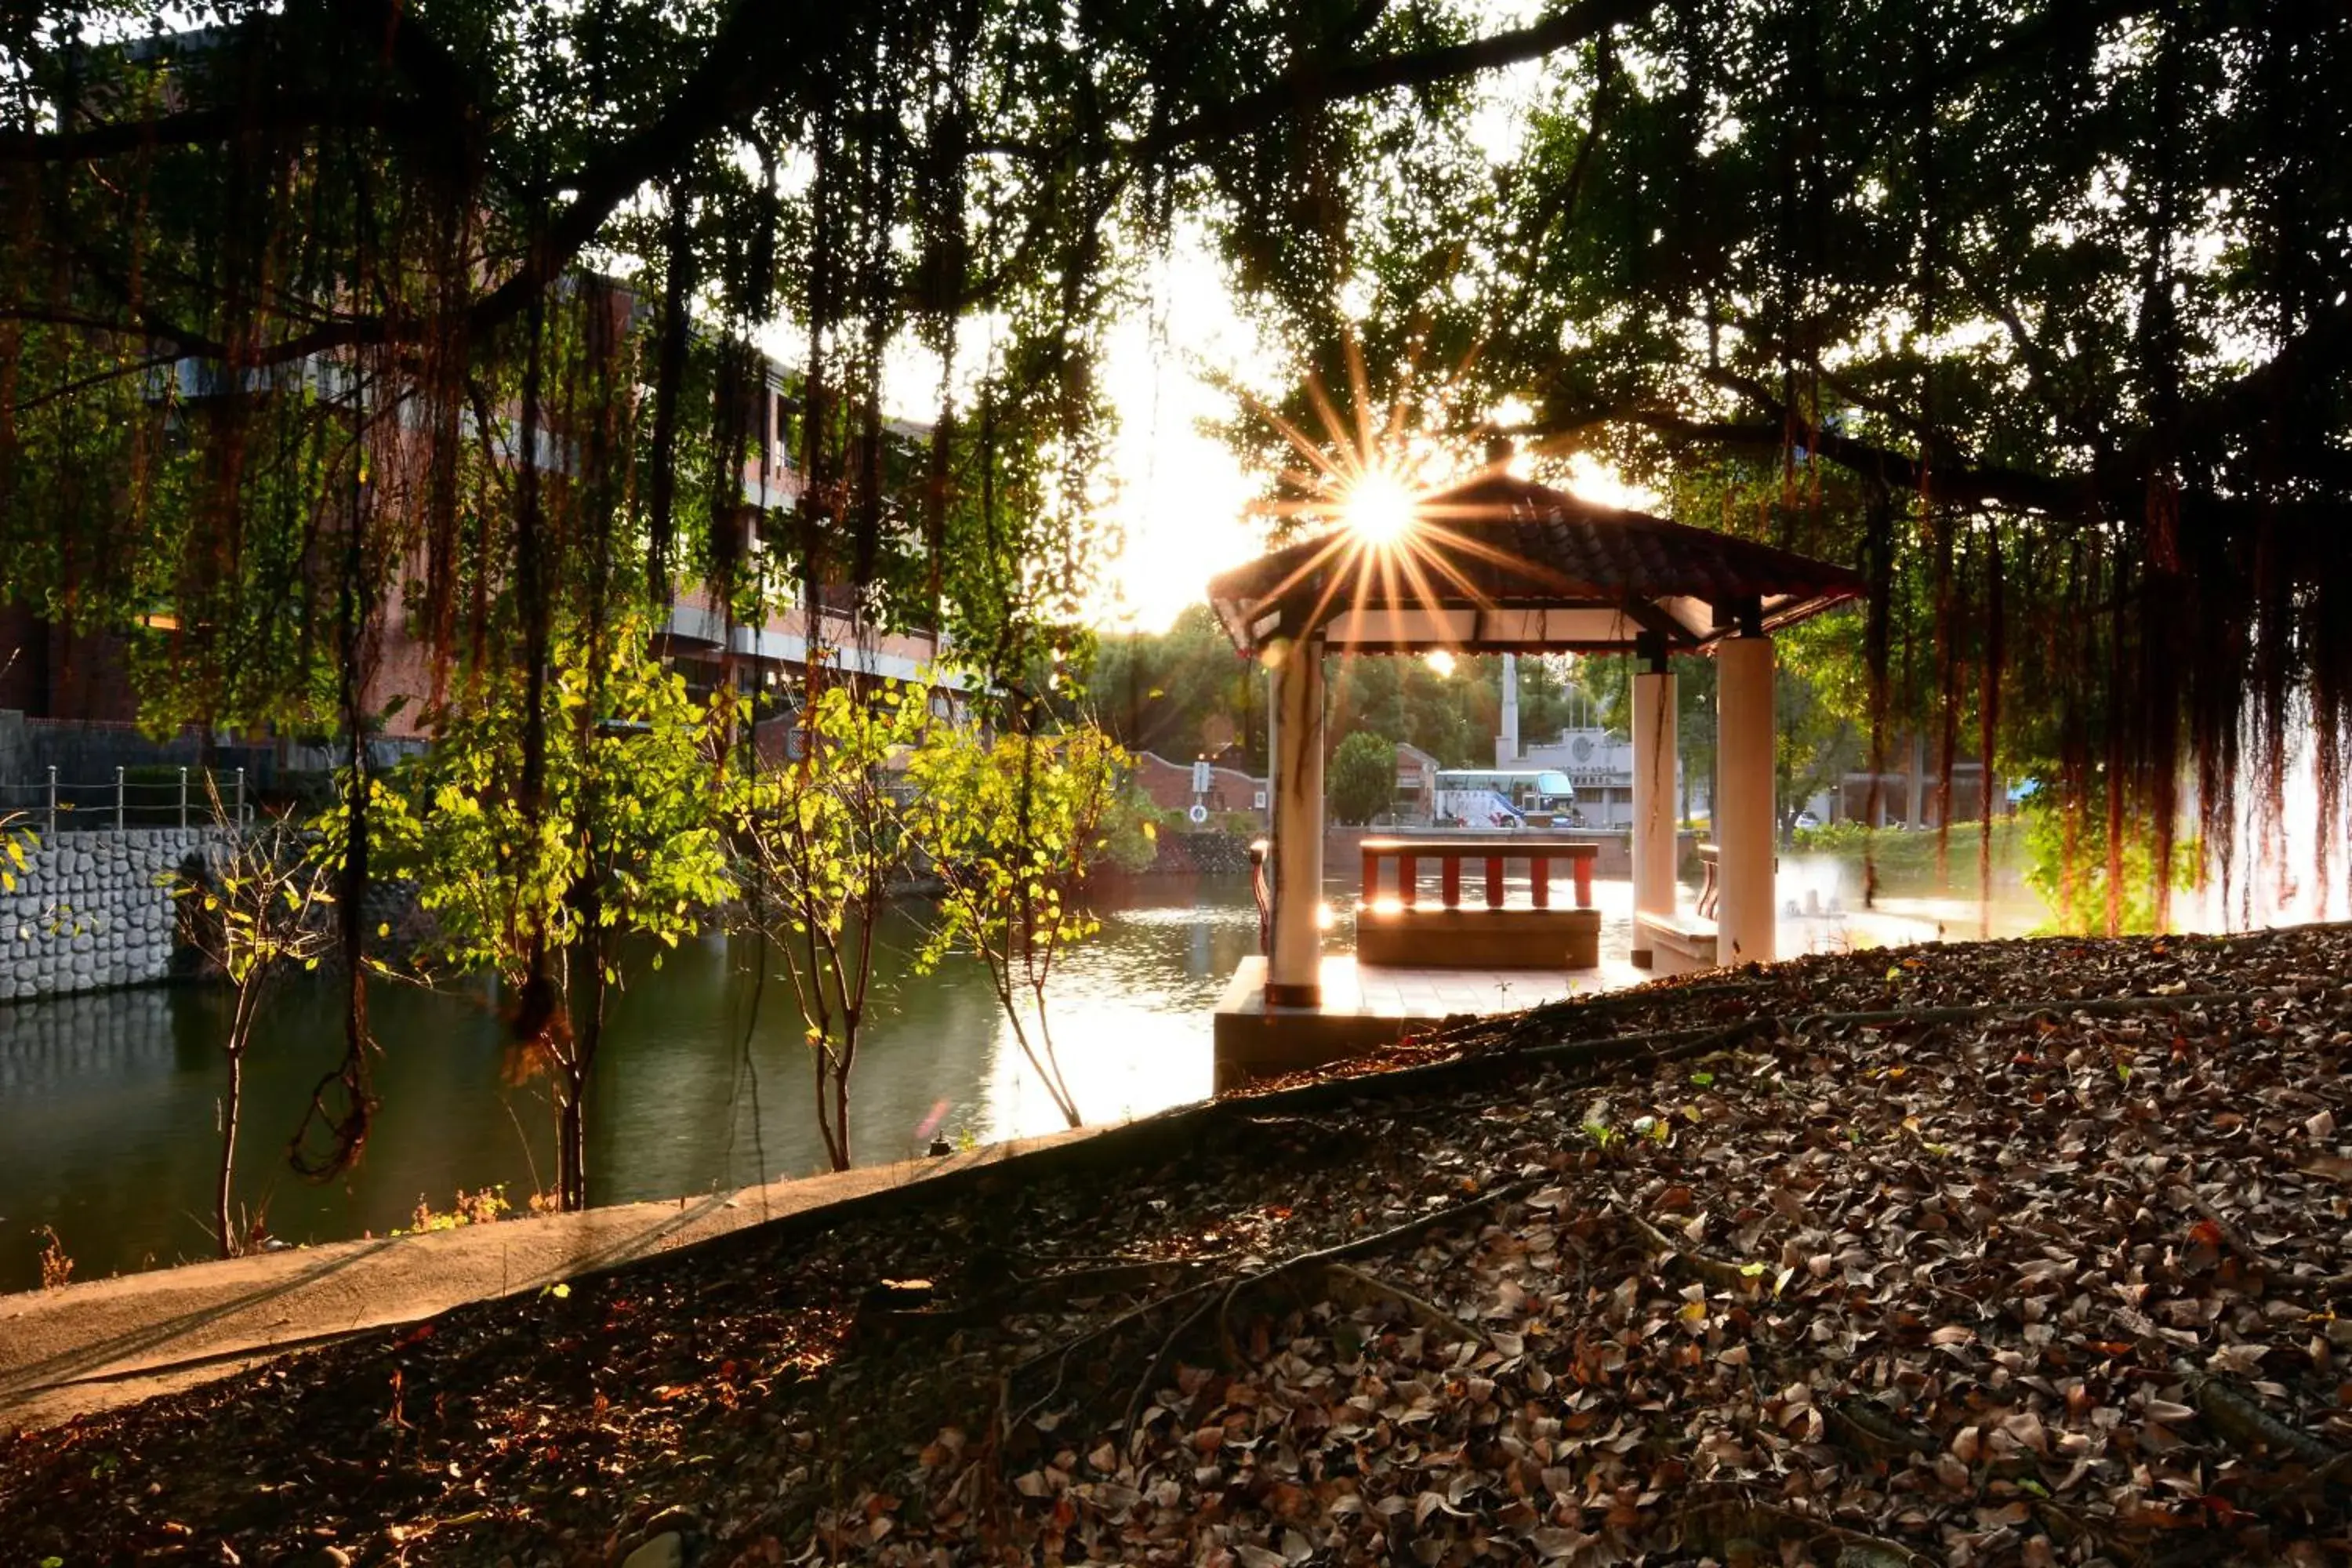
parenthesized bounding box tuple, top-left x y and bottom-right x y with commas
(1210, 953, 1606, 1090)
(1210, 957, 1421, 1091)
(1355, 906, 1600, 970)
(1632, 912, 1719, 976)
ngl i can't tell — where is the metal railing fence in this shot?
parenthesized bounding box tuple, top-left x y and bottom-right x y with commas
(0, 767, 251, 836)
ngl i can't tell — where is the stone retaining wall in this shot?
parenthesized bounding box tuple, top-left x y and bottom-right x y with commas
(0, 828, 227, 1002)
(1144, 830, 1256, 877)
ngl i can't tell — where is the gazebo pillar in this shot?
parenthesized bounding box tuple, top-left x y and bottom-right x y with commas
(1629, 640, 1677, 967)
(1715, 631, 1777, 966)
(1265, 633, 1325, 1007)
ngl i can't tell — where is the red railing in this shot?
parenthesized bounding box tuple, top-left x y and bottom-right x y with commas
(1359, 836, 1598, 911)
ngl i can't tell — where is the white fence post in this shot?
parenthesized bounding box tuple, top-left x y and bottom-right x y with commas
(116, 766, 126, 831)
(234, 767, 246, 826)
(45, 765, 56, 838)
(179, 766, 189, 829)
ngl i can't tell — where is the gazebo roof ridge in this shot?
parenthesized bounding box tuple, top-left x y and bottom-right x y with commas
(1208, 467, 1866, 656)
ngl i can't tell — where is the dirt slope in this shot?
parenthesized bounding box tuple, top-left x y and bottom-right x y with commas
(2, 929, 2347, 1566)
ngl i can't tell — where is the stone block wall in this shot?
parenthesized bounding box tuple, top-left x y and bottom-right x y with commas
(0, 828, 228, 1002)
(1145, 830, 1257, 877)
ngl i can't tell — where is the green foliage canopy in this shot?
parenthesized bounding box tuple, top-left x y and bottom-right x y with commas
(1327, 729, 1398, 826)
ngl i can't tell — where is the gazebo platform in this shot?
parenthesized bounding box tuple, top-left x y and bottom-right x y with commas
(1210, 877, 1951, 1091)
(1210, 954, 1634, 1091)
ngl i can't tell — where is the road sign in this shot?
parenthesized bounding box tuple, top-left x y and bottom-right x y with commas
(1188, 803, 1209, 825)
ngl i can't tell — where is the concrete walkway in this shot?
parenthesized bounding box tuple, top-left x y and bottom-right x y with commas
(0, 1127, 1102, 1432)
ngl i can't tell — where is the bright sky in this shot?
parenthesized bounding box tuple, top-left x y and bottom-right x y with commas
(845, 2, 1665, 634)
(1083, 231, 1663, 631)
(1091, 230, 1272, 633)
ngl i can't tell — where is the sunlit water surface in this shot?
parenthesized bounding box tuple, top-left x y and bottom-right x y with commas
(0, 876, 1268, 1291)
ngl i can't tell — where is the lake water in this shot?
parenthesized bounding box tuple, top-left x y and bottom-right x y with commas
(0, 874, 1270, 1293)
(0, 851, 2062, 1294)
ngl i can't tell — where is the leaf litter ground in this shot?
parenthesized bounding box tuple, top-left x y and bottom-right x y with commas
(2, 929, 2350, 1566)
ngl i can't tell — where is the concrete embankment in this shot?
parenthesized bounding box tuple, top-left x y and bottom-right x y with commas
(0, 1127, 1103, 1432)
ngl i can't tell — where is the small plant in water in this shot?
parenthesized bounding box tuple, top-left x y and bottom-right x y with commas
(36, 1225, 72, 1290)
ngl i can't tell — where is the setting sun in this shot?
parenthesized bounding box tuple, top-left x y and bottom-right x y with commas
(1345, 469, 1418, 546)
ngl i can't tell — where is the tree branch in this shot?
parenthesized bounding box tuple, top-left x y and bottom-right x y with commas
(1530, 401, 2093, 518)
(1136, 0, 1657, 160)
(0, 96, 446, 163)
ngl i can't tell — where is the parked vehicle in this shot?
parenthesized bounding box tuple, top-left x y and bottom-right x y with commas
(1432, 768, 1576, 828)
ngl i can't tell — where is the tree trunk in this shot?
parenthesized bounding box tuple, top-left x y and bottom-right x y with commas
(830, 1065, 851, 1171)
(556, 946, 608, 1212)
(1025, 999, 1084, 1130)
(557, 1079, 586, 1212)
(216, 1047, 242, 1259)
(1904, 732, 1926, 829)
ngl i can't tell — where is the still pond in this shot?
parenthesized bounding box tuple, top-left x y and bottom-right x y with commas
(0, 875, 1273, 1293)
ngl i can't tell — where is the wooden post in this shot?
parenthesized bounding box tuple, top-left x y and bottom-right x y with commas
(1440, 853, 1461, 909)
(1361, 844, 1379, 903)
(1483, 855, 1504, 909)
(1573, 853, 1594, 909)
(1397, 851, 1417, 908)
(1529, 852, 1550, 909)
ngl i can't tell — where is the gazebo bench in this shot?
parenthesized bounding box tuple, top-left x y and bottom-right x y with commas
(1356, 837, 1601, 969)
(1633, 844, 1719, 975)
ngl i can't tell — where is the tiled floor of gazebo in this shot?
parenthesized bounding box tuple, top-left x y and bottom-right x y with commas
(1210, 874, 1957, 1091)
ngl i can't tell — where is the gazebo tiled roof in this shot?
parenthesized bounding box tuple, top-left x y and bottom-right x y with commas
(1209, 471, 1865, 655)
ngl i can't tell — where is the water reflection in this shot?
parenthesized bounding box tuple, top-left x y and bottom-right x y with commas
(0, 877, 1261, 1291)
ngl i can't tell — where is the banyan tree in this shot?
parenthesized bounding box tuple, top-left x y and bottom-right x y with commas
(2, 0, 2347, 1169)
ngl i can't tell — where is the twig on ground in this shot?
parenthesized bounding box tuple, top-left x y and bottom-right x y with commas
(1613, 1199, 1764, 1293)
(1792, 990, 2268, 1033)
(1520, 1017, 1767, 1068)
(1004, 1274, 1226, 1434)
(1319, 1261, 1487, 1347)
(2167, 1182, 2276, 1271)
(1111, 1179, 1542, 1438)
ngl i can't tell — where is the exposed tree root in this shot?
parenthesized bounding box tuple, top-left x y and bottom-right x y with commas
(1613, 1199, 1766, 1294)
(2185, 1369, 2347, 1472)
(1316, 1260, 1489, 1348)
(1676, 1496, 1936, 1568)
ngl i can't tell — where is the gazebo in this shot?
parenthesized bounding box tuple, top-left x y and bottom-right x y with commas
(1205, 464, 1863, 1077)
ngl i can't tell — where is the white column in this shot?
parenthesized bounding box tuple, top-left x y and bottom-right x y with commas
(1630, 667, 1678, 965)
(1715, 634, 1776, 967)
(1494, 652, 1520, 767)
(1266, 634, 1326, 1006)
